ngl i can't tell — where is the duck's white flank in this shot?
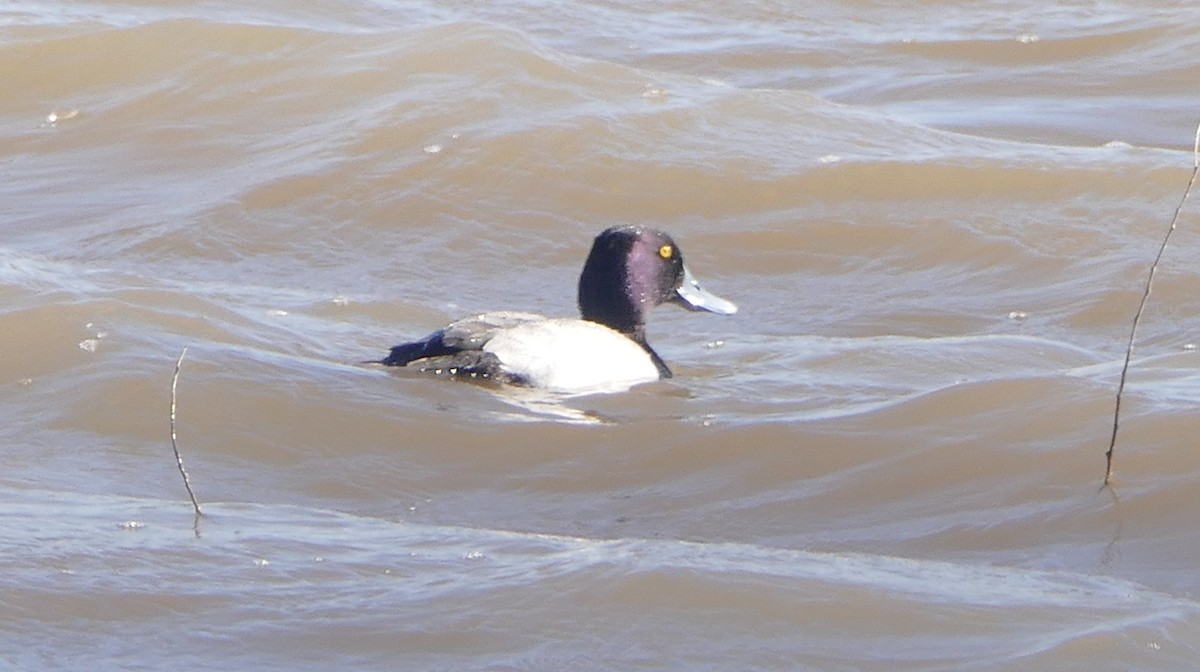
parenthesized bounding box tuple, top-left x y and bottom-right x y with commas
(483, 317, 659, 392)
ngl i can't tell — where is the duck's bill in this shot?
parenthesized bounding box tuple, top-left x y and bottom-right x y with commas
(674, 265, 737, 314)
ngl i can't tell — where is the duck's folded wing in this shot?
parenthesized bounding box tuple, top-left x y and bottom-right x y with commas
(439, 311, 545, 349)
(380, 311, 545, 367)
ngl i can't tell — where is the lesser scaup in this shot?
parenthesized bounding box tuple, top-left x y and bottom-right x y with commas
(379, 225, 736, 391)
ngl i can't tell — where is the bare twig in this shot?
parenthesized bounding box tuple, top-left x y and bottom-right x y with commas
(1106, 122, 1200, 486)
(171, 346, 203, 516)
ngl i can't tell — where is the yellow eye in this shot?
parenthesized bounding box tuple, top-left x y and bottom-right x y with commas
(659, 244, 673, 259)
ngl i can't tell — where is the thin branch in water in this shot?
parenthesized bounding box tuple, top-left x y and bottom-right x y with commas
(171, 346, 203, 516)
(1106, 121, 1200, 486)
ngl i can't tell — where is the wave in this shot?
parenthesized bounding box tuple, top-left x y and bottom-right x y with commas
(3, 490, 1198, 669)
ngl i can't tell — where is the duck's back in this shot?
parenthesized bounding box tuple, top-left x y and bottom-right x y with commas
(383, 311, 661, 392)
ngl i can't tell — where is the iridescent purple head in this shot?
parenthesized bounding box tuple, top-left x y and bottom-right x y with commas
(577, 225, 736, 337)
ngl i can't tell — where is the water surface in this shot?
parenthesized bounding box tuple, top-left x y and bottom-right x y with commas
(3, 1, 1200, 669)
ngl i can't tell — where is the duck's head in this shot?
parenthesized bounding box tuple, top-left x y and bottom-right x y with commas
(577, 225, 737, 337)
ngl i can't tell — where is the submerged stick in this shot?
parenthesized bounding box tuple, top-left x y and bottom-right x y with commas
(1105, 122, 1200, 486)
(171, 346, 203, 516)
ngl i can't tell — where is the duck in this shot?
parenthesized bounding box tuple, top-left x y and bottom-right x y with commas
(378, 225, 736, 392)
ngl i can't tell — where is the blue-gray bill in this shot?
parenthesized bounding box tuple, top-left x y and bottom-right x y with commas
(675, 265, 738, 314)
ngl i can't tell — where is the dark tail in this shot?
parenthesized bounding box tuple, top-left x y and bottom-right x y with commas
(377, 333, 454, 367)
